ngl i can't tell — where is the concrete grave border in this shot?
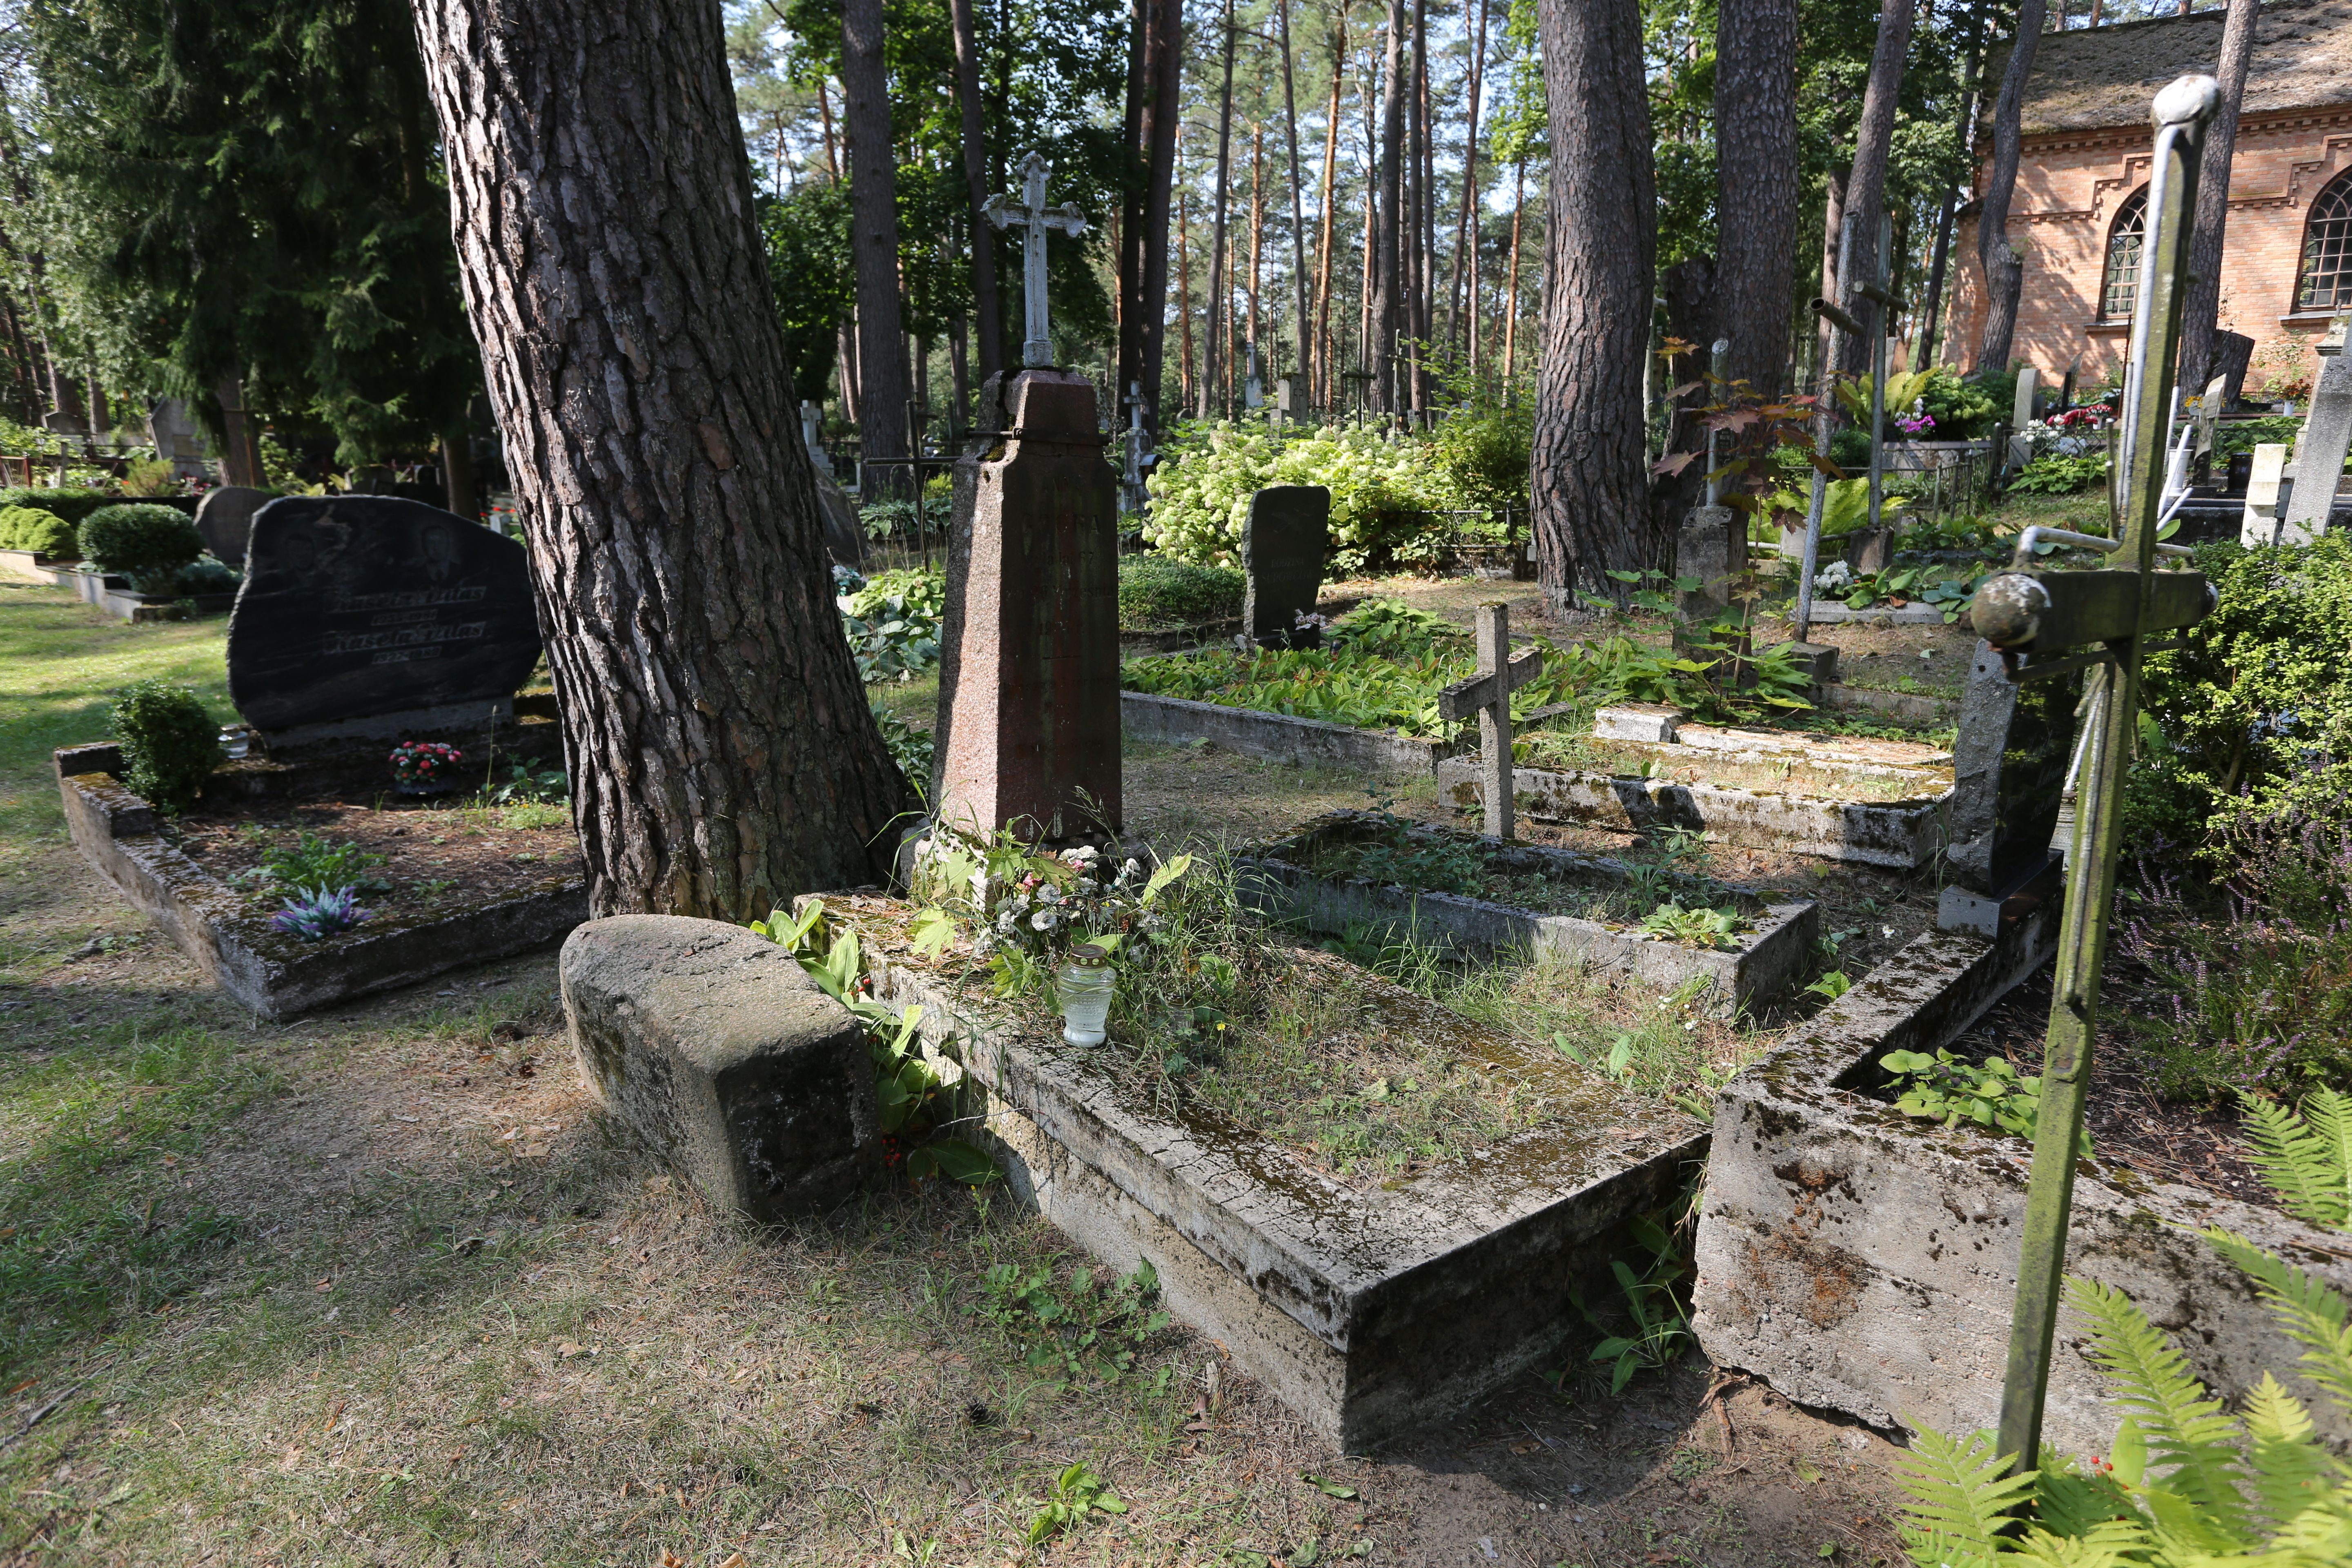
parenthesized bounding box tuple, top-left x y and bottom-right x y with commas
(1446, 756, 1951, 870)
(1233, 811, 1817, 1012)
(1690, 910, 2352, 1455)
(56, 744, 587, 1019)
(1122, 690, 1463, 776)
(826, 894, 1706, 1452)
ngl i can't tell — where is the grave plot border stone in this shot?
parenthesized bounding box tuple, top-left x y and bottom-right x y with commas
(1122, 689, 1464, 776)
(55, 743, 587, 1020)
(1438, 755, 1951, 869)
(1234, 812, 1817, 1011)
(0, 550, 82, 588)
(1690, 911, 2352, 1454)
(822, 893, 1708, 1452)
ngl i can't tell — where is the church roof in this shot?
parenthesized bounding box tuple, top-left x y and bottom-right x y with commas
(2002, 0, 2352, 135)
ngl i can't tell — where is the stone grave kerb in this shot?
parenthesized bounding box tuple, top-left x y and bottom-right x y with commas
(1241, 486, 1331, 649)
(931, 368, 1122, 841)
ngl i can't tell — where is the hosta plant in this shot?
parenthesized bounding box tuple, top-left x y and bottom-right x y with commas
(1895, 1232, 2352, 1565)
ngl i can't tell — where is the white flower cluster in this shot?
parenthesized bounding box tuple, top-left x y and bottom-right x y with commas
(1812, 559, 1854, 594)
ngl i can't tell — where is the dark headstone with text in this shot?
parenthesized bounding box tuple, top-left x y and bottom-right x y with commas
(1242, 485, 1330, 649)
(227, 495, 541, 744)
(194, 485, 271, 568)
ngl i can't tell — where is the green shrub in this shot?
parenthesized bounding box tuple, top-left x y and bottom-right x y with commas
(1912, 367, 2002, 439)
(0, 504, 72, 555)
(2213, 413, 2303, 459)
(1144, 421, 1461, 574)
(78, 503, 204, 590)
(175, 555, 241, 597)
(107, 679, 222, 815)
(2008, 453, 2109, 495)
(0, 487, 139, 526)
(838, 564, 943, 682)
(1117, 555, 1243, 628)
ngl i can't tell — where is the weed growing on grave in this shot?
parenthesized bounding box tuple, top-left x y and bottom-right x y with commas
(483, 759, 567, 806)
(259, 831, 390, 897)
(1116, 554, 1244, 629)
(1025, 1460, 1127, 1545)
(1878, 1047, 2089, 1155)
(980, 1256, 1170, 1388)
(1566, 1186, 1700, 1394)
(1894, 1235, 2352, 1565)
(837, 564, 944, 682)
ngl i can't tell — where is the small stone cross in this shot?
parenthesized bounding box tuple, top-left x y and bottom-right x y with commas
(983, 153, 1089, 369)
(1437, 601, 1544, 840)
(1120, 381, 1149, 512)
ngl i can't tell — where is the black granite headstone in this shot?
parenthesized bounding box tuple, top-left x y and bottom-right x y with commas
(1242, 485, 1330, 649)
(194, 485, 271, 567)
(227, 495, 541, 742)
(1941, 639, 2080, 930)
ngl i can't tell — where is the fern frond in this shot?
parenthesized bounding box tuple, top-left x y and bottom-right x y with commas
(2301, 1087, 2352, 1216)
(2063, 1275, 2253, 1544)
(2239, 1094, 2352, 1229)
(2239, 1372, 2340, 1534)
(2034, 1460, 2142, 1543)
(1893, 1422, 2035, 1559)
(2202, 1227, 2352, 1416)
(2005, 1518, 2150, 1566)
(2249, 1481, 2352, 1563)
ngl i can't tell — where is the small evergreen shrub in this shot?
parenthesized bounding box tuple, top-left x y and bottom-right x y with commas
(0, 505, 72, 555)
(1117, 555, 1244, 628)
(175, 555, 241, 596)
(107, 679, 222, 814)
(0, 487, 146, 526)
(78, 503, 204, 591)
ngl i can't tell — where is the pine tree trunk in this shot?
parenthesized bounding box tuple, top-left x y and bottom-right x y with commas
(841, 0, 910, 490)
(1918, 41, 1982, 369)
(1501, 155, 1524, 382)
(1178, 135, 1197, 405)
(1311, 18, 1345, 406)
(1129, 0, 1182, 430)
(1277, 0, 1310, 401)
(950, 0, 1004, 385)
(1201, 0, 1239, 417)
(411, 0, 911, 918)
(1449, 0, 1489, 358)
(2180, 0, 2259, 390)
(1530, 0, 1656, 611)
(1976, 0, 2046, 372)
(1815, 164, 1848, 390)
(1835, 0, 1914, 376)
(1714, 0, 1799, 399)
(1372, 0, 1405, 411)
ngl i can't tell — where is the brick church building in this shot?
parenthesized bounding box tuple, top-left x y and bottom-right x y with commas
(1947, 0, 2352, 400)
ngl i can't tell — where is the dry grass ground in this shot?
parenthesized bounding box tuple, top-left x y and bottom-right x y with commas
(0, 580, 1920, 1568)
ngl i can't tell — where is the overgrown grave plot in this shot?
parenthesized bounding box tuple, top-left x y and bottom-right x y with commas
(804, 864, 1707, 1451)
(1235, 809, 1817, 1013)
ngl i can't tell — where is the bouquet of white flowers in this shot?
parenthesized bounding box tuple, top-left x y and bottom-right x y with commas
(909, 828, 1192, 969)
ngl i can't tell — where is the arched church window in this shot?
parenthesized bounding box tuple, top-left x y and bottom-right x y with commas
(2101, 188, 2147, 321)
(2298, 166, 2352, 312)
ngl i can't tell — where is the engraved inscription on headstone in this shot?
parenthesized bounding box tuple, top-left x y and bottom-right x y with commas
(227, 495, 541, 740)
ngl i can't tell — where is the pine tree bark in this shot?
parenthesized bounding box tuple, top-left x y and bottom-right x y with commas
(1136, 0, 1182, 424)
(1277, 0, 1310, 399)
(410, 0, 911, 918)
(1531, 0, 1655, 610)
(840, 0, 909, 490)
(1200, 0, 1239, 417)
(950, 0, 1004, 385)
(2180, 0, 2259, 390)
(1976, 0, 2047, 372)
(1836, 0, 1914, 375)
(1311, 17, 1345, 404)
(1371, 0, 1405, 410)
(1713, 0, 1799, 399)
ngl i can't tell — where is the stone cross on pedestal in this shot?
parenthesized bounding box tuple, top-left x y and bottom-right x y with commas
(1120, 381, 1149, 515)
(1243, 343, 1265, 410)
(1437, 602, 1544, 840)
(800, 400, 831, 477)
(983, 154, 1089, 369)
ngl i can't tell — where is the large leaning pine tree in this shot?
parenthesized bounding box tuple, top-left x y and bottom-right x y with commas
(410, 0, 911, 919)
(1530, 0, 1656, 610)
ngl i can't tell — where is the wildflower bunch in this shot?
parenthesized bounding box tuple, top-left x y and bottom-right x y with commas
(909, 826, 1192, 969)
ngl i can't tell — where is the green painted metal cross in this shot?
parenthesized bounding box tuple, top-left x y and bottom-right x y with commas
(1962, 74, 2223, 1480)
(1438, 601, 1544, 840)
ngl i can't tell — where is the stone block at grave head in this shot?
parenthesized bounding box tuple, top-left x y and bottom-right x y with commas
(1593, 704, 1680, 744)
(1241, 485, 1331, 648)
(933, 369, 1121, 838)
(194, 485, 271, 568)
(1944, 639, 2078, 912)
(563, 915, 878, 1219)
(813, 466, 864, 567)
(1674, 503, 1746, 621)
(227, 495, 541, 747)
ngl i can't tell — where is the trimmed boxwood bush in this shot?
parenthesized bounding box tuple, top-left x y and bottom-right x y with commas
(108, 679, 222, 815)
(0, 505, 72, 555)
(0, 487, 145, 526)
(78, 503, 204, 592)
(1118, 555, 1245, 629)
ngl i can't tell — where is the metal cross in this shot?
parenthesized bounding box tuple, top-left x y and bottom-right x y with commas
(1437, 602, 1544, 840)
(983, 153, 1089, 370)
(1967, 72, 2222, 1482)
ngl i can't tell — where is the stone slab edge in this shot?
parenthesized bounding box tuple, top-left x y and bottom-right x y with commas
(59, 764, 586, 1019)
(1122, 690, 1461, 776)
(1230, 828, 1816, 1012)
(1797, 601, 1951, 625)
(848, 913, 1704, 1451)
(1441, 757, 1949, 870)
(1689, 913, 2352, 1454)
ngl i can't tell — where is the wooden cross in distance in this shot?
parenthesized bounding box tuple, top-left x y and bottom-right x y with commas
(1437, 601, 1544, 840)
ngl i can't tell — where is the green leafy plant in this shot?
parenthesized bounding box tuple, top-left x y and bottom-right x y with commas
(983, 1256, 1170, 1387)
(871, 705, 934, 788)
(1117, 554, 1245, 629)
(1026, 1461, 1127, 1546)
(2008, 453, 2110, 496)
(78, 502, 205, 591)
(2238, 1089, 2352, 1230)
(1569, 1201, 1695, 1393)
(1323, 816, 1489, 897)
(107, 678, 221, 814)
(261, 831, 390, 897)
(0, 503, 73, 555)
(836, 564, 944, 682)
(2212, 414, 2303, 459)
(1893, 1234, 2352, 1565)
(1880, 1047, 2090, 1155)
(486, 760, 568, 805)
(1638, 903, 1748, 949)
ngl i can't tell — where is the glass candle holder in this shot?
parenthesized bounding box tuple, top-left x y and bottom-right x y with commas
(1055, 958, 1116, 1047)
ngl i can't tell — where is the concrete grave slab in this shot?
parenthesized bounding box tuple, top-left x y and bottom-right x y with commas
(822, 893, 1708, 1451)
(1690, 910, 2352, 1455)
(563, 916, 878, 1218)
